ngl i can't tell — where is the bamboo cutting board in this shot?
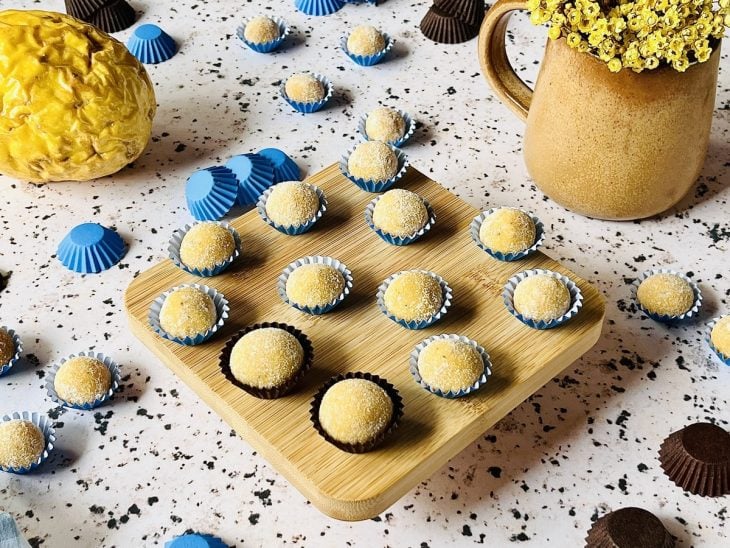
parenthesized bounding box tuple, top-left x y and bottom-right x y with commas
(124, 163, 605, 521)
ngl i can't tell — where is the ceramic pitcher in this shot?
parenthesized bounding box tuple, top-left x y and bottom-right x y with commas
(478, 0, 721, 220)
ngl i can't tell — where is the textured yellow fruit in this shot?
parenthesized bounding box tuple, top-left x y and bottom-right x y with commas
(0, 10, 156, 183)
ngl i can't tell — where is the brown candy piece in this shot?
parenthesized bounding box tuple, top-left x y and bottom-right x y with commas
(585, 507, 674, 548)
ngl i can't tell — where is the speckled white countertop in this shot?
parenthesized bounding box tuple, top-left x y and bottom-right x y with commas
(1, 0, 728, 546)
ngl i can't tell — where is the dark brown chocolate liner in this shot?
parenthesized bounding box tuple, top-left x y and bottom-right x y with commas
(310, 371, 404, 454)
(65, 0, 108, 21)
(218, 322, 314, 400)
(585, 507, 674, 548)
(658, 422, 730, 497)
(433, 0, 485, 27)
(91, 0, 136, 33)
(419, 7, 479, 44)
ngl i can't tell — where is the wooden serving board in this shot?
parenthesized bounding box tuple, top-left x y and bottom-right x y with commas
(124, 163, 605, 521)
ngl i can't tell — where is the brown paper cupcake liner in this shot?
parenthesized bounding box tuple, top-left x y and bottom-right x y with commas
(310, 372, 404, 454)
(658, 422, 730, 497)
(218, 322, 314, 400)
(65, 0, 109, 20)
(420, 7, 479, 44)
(91, 0, 136, 33)
(433, 0, 485, 27)
(585, 507, 674, 548)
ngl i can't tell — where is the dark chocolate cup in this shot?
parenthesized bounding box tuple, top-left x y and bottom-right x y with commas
(419, 6, 479, 44)
(218, 322, 314, 399)
(310, 372, 403, 454)
(433, 0, 485, 27)
(65, 0, 108, 20)
(91, 0, 136, 33)
(659, 422, 730, 497)
(585, 507, 674, 548)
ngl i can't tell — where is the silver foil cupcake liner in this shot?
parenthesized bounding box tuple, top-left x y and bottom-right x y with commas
(148, 284, 229, 346)
(168, 221, 242, 277)
(340, 32, 395, 66)
(503, 269, 583, 330)
(0, 326, 22, 377)
(469, 207, 545, 261)
(0, 411, 55, 475)
(376, 270, 453, 330)
(339, 144, 409, 193)
(409, 334, 492, 398)
(364, 193, 436, 246)
(631, 269, 703, 324)
(236, 16, 290, 53)
(357, 109, 416, 147)
(277, 255, 353, 315)
(707, 315, 730, 366)
(280, 73, 333, 114)
(256, 182, 327, 235)
(46, 351, 121, 410)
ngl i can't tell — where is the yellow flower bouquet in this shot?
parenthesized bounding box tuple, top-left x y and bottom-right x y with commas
(526, 0, 730, 72)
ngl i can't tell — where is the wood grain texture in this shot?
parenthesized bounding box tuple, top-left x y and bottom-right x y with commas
(124, 163, 605, 521)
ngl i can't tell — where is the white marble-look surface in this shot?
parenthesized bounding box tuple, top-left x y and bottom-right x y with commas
(1, 0, 728, 546)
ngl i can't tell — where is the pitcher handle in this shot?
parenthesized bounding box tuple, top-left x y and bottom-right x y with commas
(478, 0, 533, 122)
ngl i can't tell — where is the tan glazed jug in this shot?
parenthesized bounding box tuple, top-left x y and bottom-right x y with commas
(478, 0, 721, 220)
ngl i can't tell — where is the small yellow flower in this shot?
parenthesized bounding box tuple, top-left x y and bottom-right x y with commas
(548, 24, 562, 39)
(608, 58, 623, 72)
(644, 56, 660, 69)
(566, 32, 582, 48)
(673, 55, 690, 71)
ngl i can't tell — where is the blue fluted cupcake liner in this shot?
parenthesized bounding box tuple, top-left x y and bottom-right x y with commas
(168, 221, 241, 277)
(281, 73, 333, 114)
(357, 109, 416, 148)
(186, 166, 238, 221)
(503, 269, 583, 330)
(127, 24, 177, 64)
(707, 315, 730, 366)
(377, 270, 453, 330)
(46, 351, 121, 410)
(0, 411, 55, 474)
(631, 269, 703, 324)
(256, 183, 327, 235)
(57, 222, 126, 274)
(295, 0, 345, 16)
(340, 32, 394, 66)
(236, 16, 290, 53)
(364, 193, 435, 246)
(470, 208, 545, 262)
(277, 256, 353, 315)
(409, 334, 492, 398)
(148, 284, 229, 346)
(165, 533, 228, 548)
(226, 153, 276, 206)
(0, 327, 22, 378)
(257, 148, 301, 183)
(340, 144, 409, 193)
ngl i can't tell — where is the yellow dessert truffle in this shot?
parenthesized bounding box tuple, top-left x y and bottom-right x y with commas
(179, 223, 236, 271)
(286, 264, 345, 308)
(265, 181, 320, 227)
(418, 339, 483, 393)
(365, 107, 406, 143)
(513, 275, 571, 322)
(372, 189, 428, 237)
(230, 327, 304, 389)
(479, 208, 537, 254)
(159, 287, 217, 339)
(384, 271, 443, 322)
(285, 73, 325, 104)
(54, 356, 112, 405)
(347, 141, 398, 182)
(318, 378, 393, 445)
(637, 273, 695, 317)
(244, 16, 280, 44)
(0, 420, 45, 470)
(711, 316, 730, 357)
(0, 328, 15, 365)
(347, 25, 386, 56)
